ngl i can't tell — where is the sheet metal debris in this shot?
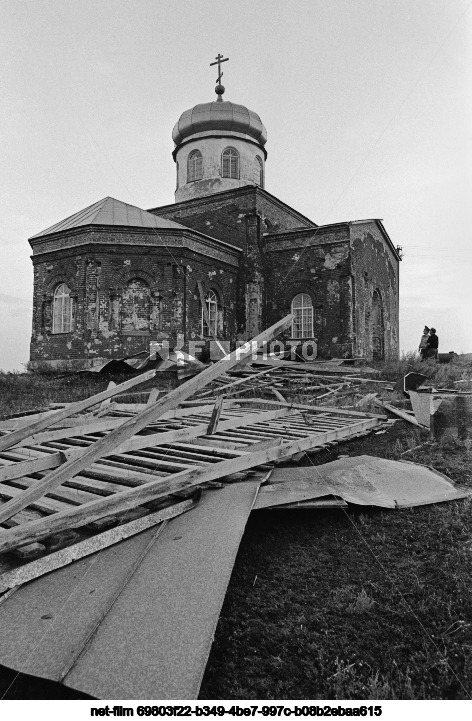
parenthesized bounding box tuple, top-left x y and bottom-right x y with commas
(410, 391, 472, 440)
(254, 455, 471, 510)
(0, 483, 259, 700)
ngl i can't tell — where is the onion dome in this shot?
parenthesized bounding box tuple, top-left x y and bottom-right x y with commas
(172, 100, 267, 147)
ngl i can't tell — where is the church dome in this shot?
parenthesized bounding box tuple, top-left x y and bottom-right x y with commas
(172, 100, 267, 147)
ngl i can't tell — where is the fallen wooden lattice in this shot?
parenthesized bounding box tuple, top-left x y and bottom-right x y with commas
(0, 315, 388, 591)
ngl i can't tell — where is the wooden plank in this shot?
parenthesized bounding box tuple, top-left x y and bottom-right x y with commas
(0, 315, 292, 526)
(146, 388, 160, 405)
(0, 498, 197, 593)
(0, 408, 294, 485)
(99, 381, 116, 411)
(0, 483, 73, 516)
(0, 416, 379, 554)
(0, 369, 157, 454)
(195, 366, 276, 399)
(10, 418, 126, 448)
(207, 396, 224, 435)
(270, 387, 286, 402)
(1, 476, 99, 507)
(377, 401, 421, 426)
(238, 397, 386, 419)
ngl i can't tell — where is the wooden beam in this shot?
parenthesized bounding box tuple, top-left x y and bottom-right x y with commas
(0, 407, 295, 485)
(0, 316, 293, 524)
(207, 396, 224, 435)
(146, 388, 160, 406)
(270, 387, 286, 402)
(237, 397, 386, 419)
(0, 498, 197, 593)
(0, 369, 157, 453)
(195, 366, 276, 399)
(99, 381, 116, 411)
(0, 416, 379, 554)
(377, 401, 421, 426)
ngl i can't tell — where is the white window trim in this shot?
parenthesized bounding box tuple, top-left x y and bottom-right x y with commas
(202, 289, 219, 337)
(187, 150, 203, 182)
(222, 147, 239, 179)
(291, 293, 314, 338)
(52, 283, 73, 334)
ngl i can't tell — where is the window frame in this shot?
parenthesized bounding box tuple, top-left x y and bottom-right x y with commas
(52, 283, 73, 334)
(291, 293, 314, 339)
(201, 289, 219, 337)
(221, 147, 240, 179)
(187, 149, 203, 183)
(255, 155, 263, 187)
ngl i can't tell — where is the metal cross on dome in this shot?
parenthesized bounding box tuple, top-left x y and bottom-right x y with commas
(210, 53, 229, 84)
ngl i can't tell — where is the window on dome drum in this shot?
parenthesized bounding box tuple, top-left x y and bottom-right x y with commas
(187, 150, 203, 182)
(291, 294, 314, 338)
(255, 155, 263, 187)
(52, 283, 73, 333)
(222, 147, 239, 179)
(202, 289, 219, 337)
(122, 278, 151, 333)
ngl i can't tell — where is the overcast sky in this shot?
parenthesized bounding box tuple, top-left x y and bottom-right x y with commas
(1, 0, 471, 371)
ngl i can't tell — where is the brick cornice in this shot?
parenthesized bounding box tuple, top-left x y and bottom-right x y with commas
(148, 185, 317, 228)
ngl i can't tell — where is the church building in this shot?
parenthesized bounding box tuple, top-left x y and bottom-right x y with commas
(28, 58, 400, 370)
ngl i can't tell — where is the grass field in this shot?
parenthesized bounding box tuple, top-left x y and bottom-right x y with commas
(1, 367, 471, 700)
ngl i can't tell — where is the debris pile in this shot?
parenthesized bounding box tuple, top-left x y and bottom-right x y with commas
(0, 315, 470, 699)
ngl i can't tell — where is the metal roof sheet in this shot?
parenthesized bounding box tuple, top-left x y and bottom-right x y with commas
(0, 482, 259, 699)
(255, 456, 471, 510)
(30, 197, 190, 239)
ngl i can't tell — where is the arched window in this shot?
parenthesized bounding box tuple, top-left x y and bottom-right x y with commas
(255, 155, 263, 187)
(291, 294, 313, 338)
(371, 290, 385, 360)
(52, 283, 73, 333)
(222, 147, 239, 179)
(201, 289, 219, 337)
(122, 278, 151, 332)
(187, 150, 203, 182)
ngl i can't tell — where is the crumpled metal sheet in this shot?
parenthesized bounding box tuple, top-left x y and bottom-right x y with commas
(254, 455, 470, 510)
(410, 391, 472, 440)
(0, 483, 259, 700)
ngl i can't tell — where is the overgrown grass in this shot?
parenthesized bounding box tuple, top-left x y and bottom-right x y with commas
(374, 352, 472, 388)
(200, 424, 472, 700)
(0, 370, 172, 419)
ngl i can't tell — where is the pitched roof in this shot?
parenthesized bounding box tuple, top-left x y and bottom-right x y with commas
(30, 197, 190, 239)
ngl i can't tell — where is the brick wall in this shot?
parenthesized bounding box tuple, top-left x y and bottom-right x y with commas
(150, 185, 316, 339)
(29, 230, 238, 369)
(149, 186, 315, 249)
(349, 222, 400, 360)
(265, 226, 353, 358)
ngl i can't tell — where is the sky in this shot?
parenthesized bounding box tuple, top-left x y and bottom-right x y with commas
(1, 0, 471, 371)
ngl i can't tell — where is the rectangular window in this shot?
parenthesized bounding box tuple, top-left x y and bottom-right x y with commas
(292, 308, 313, 338)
